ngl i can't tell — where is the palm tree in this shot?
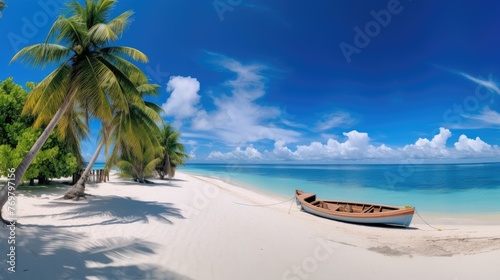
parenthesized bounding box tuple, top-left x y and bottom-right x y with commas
(117, 137, 163, 183)
(0, 0, 148, 223)
(0, 1, 6, 17)
(107, 100, 164, 183)
(64, 83, 163, 199)
(156, 125, 190, 179)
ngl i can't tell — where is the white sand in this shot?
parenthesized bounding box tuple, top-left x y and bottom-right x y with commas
(1, 171, 499, 280)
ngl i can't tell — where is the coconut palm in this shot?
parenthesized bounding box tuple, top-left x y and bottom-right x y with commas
(0, 1, 6, 17)
(57, 100, 89, 168)
(107, 99, 164, 183)
(156, 125, 190, 179)
(0, 0, 148, 223)
(64, 83, 163, 199)
(117, 139, 163, 183)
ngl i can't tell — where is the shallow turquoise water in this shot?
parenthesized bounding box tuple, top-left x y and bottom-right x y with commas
(181, 163, 500, 217)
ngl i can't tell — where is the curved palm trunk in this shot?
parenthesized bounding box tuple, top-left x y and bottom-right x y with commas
(64, 139, 104, 200)
(0, 88, 78, 224)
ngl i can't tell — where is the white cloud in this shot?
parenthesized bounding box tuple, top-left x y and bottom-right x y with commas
(208, 145, 262, 161)
(454, 135, 492, 154)
(315, 112, 355, 131)
(187, 55, 300, 145)
(401, 128, 452, 158)
(460, 72, 500, 95)
(206, 127, 500, 162)
(467, 107, 500, 126)
(162, 76, 201, 119)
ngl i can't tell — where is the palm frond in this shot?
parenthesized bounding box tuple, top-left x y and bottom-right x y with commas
(101, 54, 149, 87)
(95, 0, 117, 21)
(46, 16, 85, 46)
(87, 23, 118, 44)
(101, 46, 148, 62)
(145, 101, 164, 115)
(23, 63, 71, 127)
(137, 84, 160, 96)
(11, 44, 71, 68)
(107, 10, 133, 37)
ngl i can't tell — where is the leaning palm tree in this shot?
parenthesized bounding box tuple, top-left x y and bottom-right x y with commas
(106, 100, 164, 183)
(57, 99, 89, 168)
(156, 125, 190, 179)
(64, 82, 163, 199)
(0, 0, 148, 223)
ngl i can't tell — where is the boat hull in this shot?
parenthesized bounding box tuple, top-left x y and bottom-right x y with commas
(301, 202, 414, 227)
(296, 190, 414, 227)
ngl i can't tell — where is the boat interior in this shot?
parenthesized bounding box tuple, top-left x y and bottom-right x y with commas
(302, 193, 398, 213)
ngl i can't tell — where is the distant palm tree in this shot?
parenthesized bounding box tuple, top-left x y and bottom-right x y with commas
(156, 125, 190, 179)
(108, 100, 164, 183)
(0, 1, 6, 17)
(0, 0, 148, 223)
(117, 138, 163, 183)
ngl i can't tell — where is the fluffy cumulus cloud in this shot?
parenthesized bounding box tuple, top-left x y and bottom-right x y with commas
(206, 127, 500, 162)
(208, 145, 262, 161)
(401, 127, 452, 158)
(162, 76, 201, 119)
(454, 135, 493, 154)
(163, 55, 300, 145)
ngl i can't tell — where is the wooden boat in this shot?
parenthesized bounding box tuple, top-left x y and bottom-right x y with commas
(295, 190, 415, 227)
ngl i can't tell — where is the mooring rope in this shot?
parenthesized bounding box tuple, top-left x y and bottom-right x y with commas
(415, 209, 450, 231)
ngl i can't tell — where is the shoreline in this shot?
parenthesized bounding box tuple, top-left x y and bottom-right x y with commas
(182, 170, 500, 225)
(0, 171, 499, 279)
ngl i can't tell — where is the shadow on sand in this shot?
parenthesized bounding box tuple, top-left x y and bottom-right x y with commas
(0, 195, 189, 279)
(20, 195, 184, 226)
(104, 180, 183, 188)
(0, 225, 193, 280)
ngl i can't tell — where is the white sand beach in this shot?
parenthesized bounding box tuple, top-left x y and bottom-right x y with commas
(1, 171, 500, 280)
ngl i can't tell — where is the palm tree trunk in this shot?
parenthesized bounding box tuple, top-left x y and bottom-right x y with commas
(0, 87, 78, 224)
(165, 153, 172, 179)
(64, 139, 104, 200)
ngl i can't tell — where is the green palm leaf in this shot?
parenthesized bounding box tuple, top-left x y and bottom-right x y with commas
(107, 11, 134, 36)
(87, 23, 118, 44)
(101, 46, 148, 63)
(46, 16, 86, 47)
(11, 44, 71, 69)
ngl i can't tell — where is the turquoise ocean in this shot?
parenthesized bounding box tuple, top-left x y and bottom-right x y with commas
(181, 163, 500, 218)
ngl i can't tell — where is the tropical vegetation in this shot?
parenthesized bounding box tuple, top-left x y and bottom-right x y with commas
(65, 80, 164, 198)
(0, 0, 152, 223)
(0, 0, 190, 223)
(156, 124, 190, 179)
(0, 78, 79, 185)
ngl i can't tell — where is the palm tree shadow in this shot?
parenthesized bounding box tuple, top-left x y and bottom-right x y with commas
(105, 180, 183, 188)
(0, 225, 193, 279)
(16, 183, 70, 198)
(22, 195, 184, 226)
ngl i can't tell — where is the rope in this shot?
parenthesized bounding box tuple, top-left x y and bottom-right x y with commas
(415, 210, 442, 231)
(288, 197, 296, 214)
(233, 196, 296, 208)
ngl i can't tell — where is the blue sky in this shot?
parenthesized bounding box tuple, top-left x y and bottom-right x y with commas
(1, 0, 500, 163)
